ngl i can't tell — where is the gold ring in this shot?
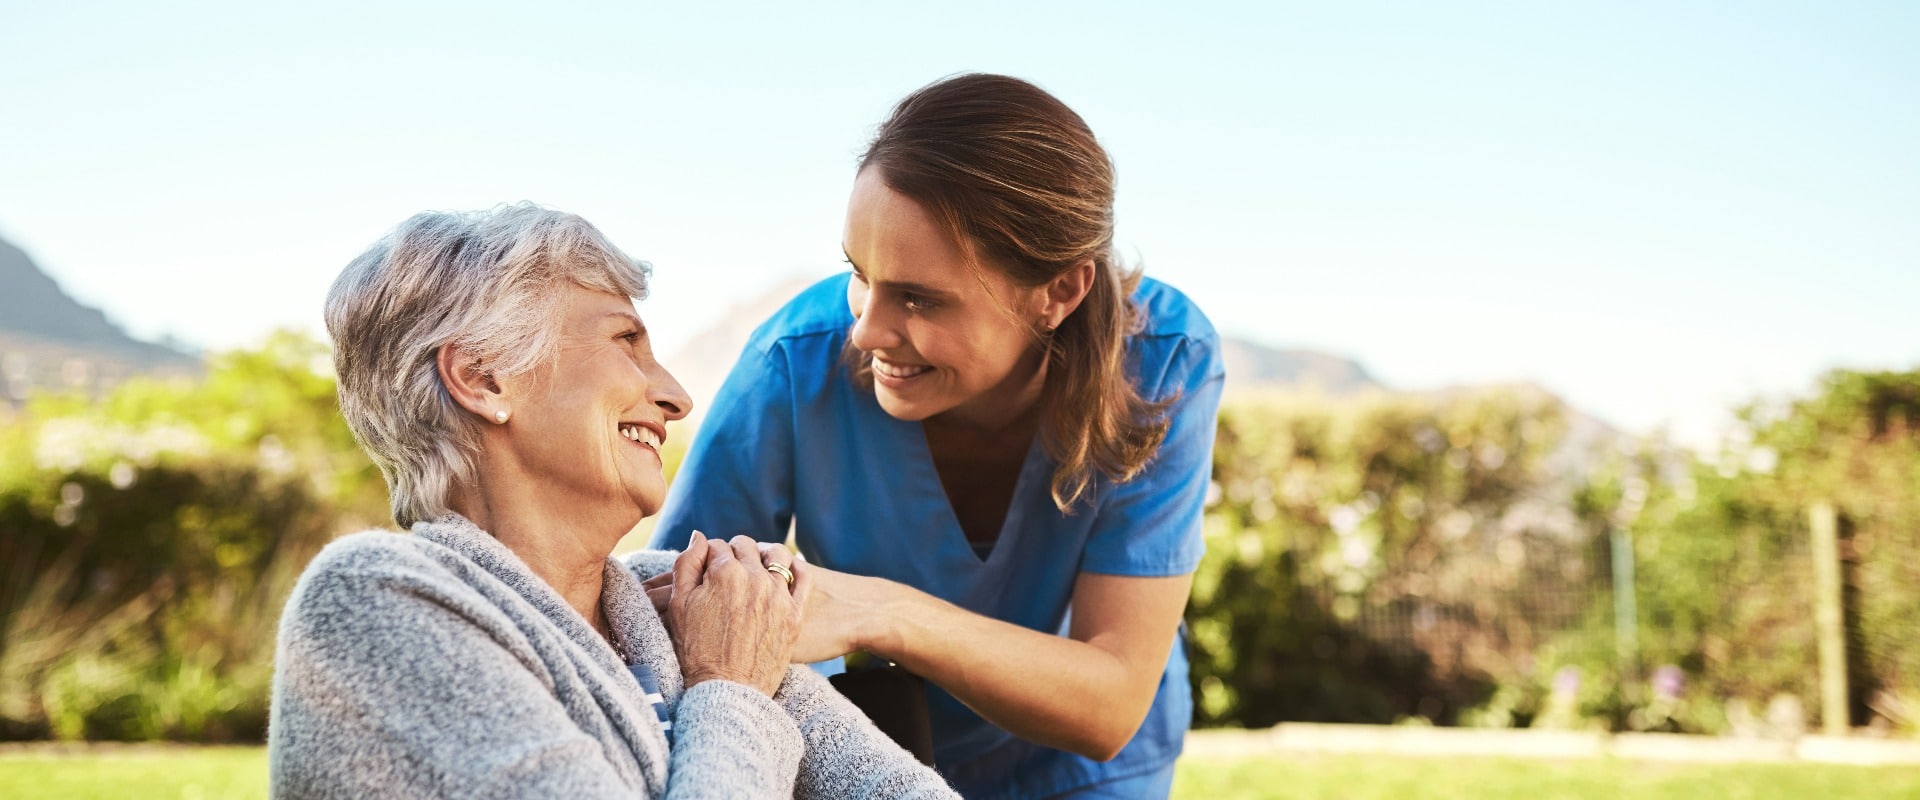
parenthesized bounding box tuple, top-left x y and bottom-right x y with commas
(765, 562, 795, 588)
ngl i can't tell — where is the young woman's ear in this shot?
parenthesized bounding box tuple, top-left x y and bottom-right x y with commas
(1038, 259, 1097, 330)
(437, 343, 512, 425)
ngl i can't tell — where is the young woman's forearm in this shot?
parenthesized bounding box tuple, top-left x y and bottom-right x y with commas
(852, 575, 1184, 761)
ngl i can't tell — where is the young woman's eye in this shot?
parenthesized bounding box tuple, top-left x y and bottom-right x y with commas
(847, 261, 868, 284)
(902, 293, 936, 312)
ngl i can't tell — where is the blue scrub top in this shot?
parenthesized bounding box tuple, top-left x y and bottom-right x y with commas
(652, 273, 1224, 799)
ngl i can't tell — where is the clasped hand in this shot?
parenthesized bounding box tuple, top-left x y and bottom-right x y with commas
(655, 532, 808, 697)
(647, 536, 875, 674)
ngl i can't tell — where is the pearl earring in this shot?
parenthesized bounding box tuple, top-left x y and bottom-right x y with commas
(494, 410, 509, 424)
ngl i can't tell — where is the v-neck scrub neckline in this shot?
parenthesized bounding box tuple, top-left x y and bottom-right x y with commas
(908, 425, 1048, 566)
(652, 273, 1226, 799)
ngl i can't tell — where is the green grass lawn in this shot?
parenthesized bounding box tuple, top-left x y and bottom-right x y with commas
(1173, 753, 1920, 799)
(3, 746, 1918, 798)
(0, 746, 265, 800)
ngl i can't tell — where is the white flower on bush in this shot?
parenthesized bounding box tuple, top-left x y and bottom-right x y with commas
(1342, 537, 1374, 569)
(257, 435, 297, 477)
(1329, 503, 1363, 535)
(33, 417, 210, 472)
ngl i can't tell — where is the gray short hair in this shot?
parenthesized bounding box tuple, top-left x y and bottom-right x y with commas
(325, 203, 650, 527)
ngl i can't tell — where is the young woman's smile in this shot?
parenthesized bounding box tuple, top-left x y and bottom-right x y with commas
(872, 356, 933, 384)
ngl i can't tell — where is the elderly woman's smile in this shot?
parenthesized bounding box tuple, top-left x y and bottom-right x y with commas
(489, 285, 689, 521)
(619, 422, 663, 451)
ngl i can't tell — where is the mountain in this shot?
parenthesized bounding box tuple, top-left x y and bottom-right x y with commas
(0, 231, 197, 404)
(0, 236, 183, 359)
(1220, 338, 1384, 396)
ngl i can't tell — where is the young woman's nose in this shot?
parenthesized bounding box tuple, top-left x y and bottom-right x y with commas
(847, 283, 903, 353)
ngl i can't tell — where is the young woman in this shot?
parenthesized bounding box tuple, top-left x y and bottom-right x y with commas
(652, 74, 1224, 798)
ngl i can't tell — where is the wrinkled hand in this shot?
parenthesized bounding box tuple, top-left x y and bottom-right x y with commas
(667, 533, 810, 696)
(648, 542, 800, 625)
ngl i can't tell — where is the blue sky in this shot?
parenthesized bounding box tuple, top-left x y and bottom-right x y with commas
(2, 1, 1915, 444)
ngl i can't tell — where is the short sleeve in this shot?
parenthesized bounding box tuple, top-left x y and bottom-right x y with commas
(651, 342, 797, 548)
(1078, 334, 1224, 576)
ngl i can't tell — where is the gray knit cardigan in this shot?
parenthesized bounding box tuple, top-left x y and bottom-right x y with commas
(268, 515, 956, 799)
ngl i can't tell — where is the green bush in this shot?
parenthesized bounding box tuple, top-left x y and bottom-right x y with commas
(1189, 370, 1920, 734)
(1189, 386, 1608, 727)
(0, 332, 387, 741)
(1616, 369, 1920, 733)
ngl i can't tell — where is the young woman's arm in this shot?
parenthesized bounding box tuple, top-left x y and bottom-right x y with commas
(810, 564, 1182, 755)
(798, 566, 1192, 761)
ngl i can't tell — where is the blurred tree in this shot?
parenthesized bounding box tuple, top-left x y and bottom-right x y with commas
(1618, 370, 1920, 733)
(0, 331, 387, 741)
(1189, 386, 1606, 727)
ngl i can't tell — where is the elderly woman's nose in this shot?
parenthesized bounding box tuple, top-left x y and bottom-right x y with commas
(648, 362, 693, 421)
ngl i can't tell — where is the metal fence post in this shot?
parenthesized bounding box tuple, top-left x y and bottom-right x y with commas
(1609, 467, 1648, 696)
(1811, 501, 1848, 736)
(1610, 525, 1639, 686)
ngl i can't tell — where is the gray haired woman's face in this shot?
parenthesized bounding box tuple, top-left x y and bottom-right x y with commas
(490, 285, 691, 523)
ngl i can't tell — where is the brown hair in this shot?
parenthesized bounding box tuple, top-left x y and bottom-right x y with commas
(848, 73, 1171, 511)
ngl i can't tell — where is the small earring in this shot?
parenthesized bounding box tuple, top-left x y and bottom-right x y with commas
(494, 410, 509, 424)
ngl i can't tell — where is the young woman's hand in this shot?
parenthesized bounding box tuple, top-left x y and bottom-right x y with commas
(643, 569, 673, 616)
(783, 561, 887, 664)
(666, 533, 810, 696)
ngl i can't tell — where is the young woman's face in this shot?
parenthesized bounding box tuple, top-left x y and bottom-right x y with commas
(842, 168, 1047, 426)
(498, 286, 691, 521)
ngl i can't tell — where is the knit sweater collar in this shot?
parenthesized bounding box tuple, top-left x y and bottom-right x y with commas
(409, 513, 684, 698)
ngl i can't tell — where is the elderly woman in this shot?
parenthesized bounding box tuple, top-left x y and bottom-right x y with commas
(268, 204, 956, 799)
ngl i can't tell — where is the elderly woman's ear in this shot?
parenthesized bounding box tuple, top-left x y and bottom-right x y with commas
(438, 343, 514, 425)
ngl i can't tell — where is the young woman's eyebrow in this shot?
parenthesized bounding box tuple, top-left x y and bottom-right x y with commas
(842, 250, 954, 297)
